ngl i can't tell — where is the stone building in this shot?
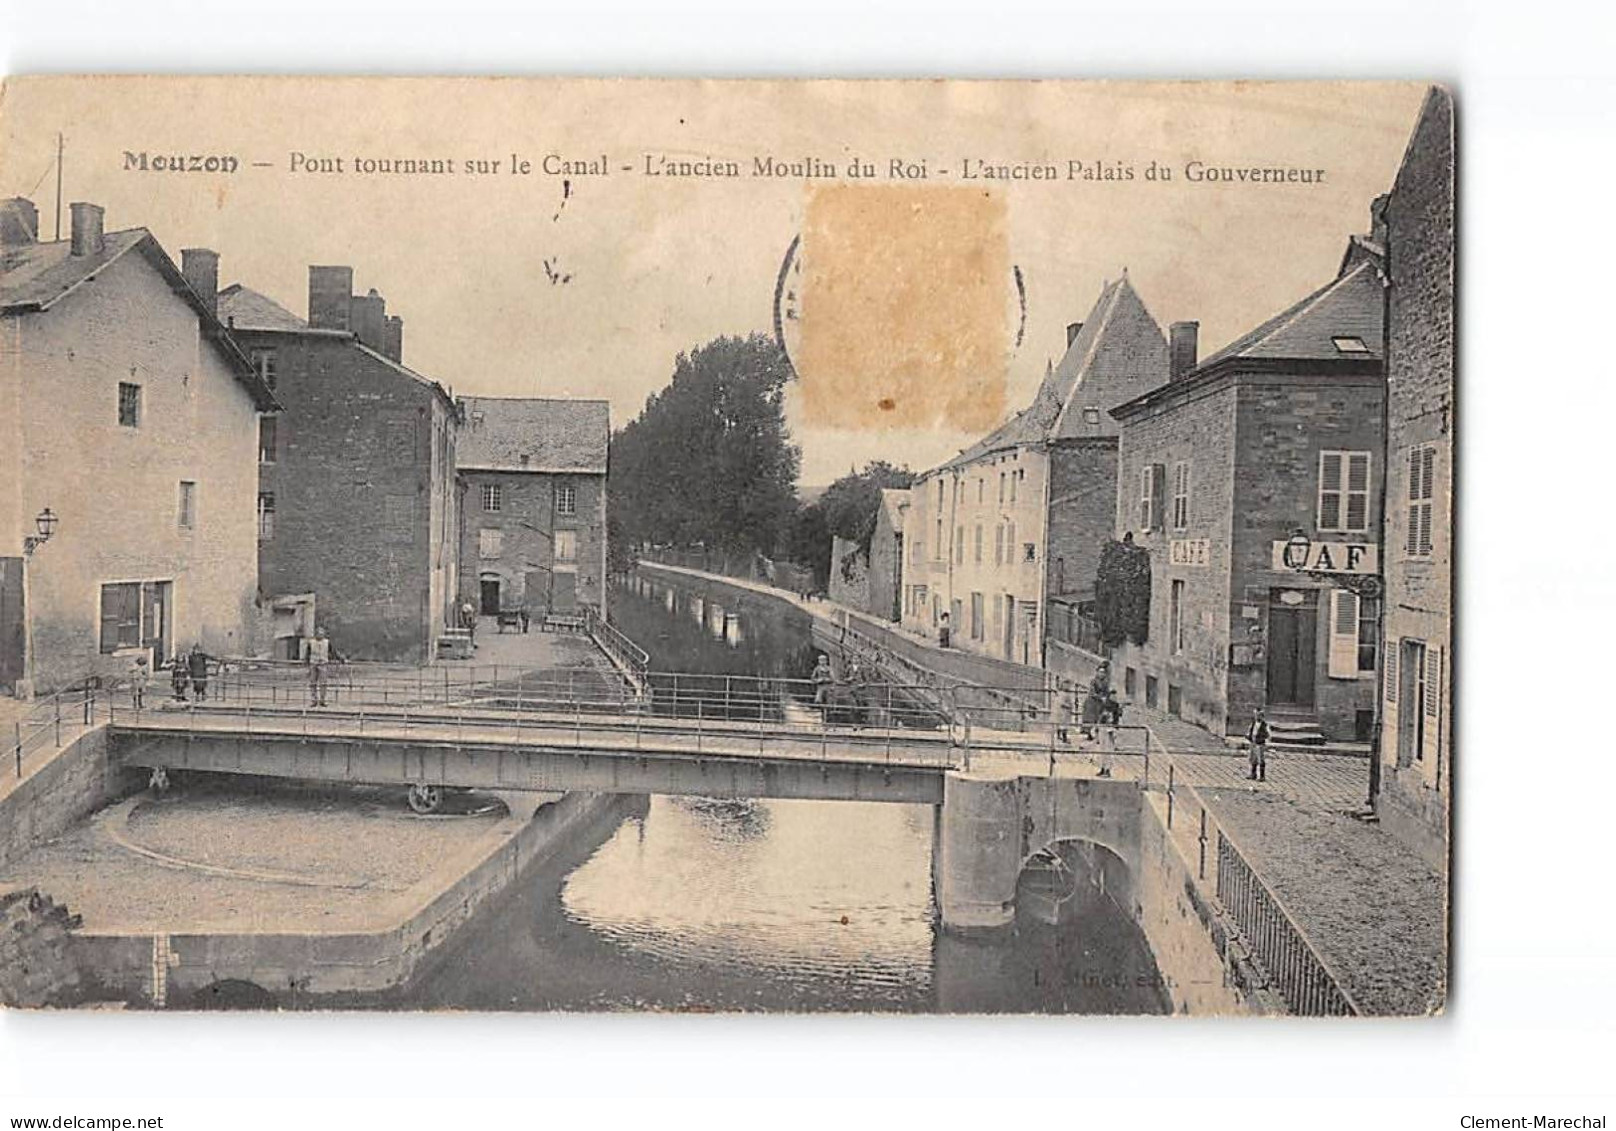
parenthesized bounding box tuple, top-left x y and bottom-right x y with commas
(826, 488, 906, 622)
(1110, 241, 1386, 745)
(218, 267, 461, 663)
(1376, 88, 1454, 868)
(901, 277, 1170, 668)
(0, 199, 277, 694)
(455, 397, 609, 622)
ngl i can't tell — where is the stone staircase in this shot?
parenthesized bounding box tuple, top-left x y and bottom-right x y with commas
(1265, 709, 1371, 758)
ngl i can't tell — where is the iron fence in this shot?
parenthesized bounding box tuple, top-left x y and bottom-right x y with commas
(8, 679, 103, 781)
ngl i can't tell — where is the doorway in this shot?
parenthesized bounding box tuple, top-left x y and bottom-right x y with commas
(479, 577, 502, 616)
(1265, 589, 1317, 707)
(552, 569, 577, 614)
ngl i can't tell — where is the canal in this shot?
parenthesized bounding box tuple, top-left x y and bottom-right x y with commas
(398, 570, 1168, 1013)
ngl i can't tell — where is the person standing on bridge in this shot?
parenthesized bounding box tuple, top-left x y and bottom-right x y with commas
(811, 653, 834, 707)
(129, 654, 149, 711)
(187, 644, 214, 702)
(1247, 707, 1270, 782)
(306, 627, 332, 708)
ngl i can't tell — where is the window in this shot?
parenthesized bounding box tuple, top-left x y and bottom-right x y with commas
(1139, 463, 1165, 531)
(970, 592, 984, 640)
(257, 492, 275, 541)
(998, 473, 1005, 504)
(177, 481, 196, 529)
(258, 415, 278, 463)
(994, 524, 1004, 565)
(1009, 474, 1018, 503)
(1083, 407, 1101, 425)
(1332, 336, 1370, 355)
(1171, 460, 1191, 531)
(556, 484, 577, 516)
(955, 525, 965, 565)
(479, 528, 503, 559)
(973, 524, 983, 563)
(481, 483, 502, 512)
(99, 583, 141, 653)
(1319, 450, 1372, 533)
(1328, 589, 1380, 679)
(1007, 521, 1016, 558)
(977, 480, 984, 504)
(555, 529, 577, 562)
(118, 382, 141, 428)
(1406, 445, 1436, 558)
(1357, 596, 1379, 674)
(250, 348, 278, 390)
(1023, 542, 1037, 563)
(1170, 579, 1185, 654)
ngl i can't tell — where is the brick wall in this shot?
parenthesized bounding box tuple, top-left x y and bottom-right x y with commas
(1044, 438, 1118, 603)
(248, 331, 456, 661)
(4, 250, 262, 692)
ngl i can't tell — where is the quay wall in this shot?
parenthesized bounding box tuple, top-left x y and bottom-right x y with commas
(0, 725, 142, 872)
(70, 790, 620, 1005)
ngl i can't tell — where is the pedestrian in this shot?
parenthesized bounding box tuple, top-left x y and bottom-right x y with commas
(1097, 689, 1123, 777)
(170, 659, 190, 702)
(306, 626, 332, 707)
(1081, 661, 1112, 739)
(187, 644, 213, 702)
(938, 610, 951, 649)
(1057, 679, 1078, 744)
(129, 654, 149, 710)
(811, 653, 834, 707)
(519, 607, 530, 634)
(460, 600, 477, 645)
(1247, 707, 1270, 782)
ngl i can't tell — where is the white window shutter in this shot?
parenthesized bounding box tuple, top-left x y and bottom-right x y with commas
(1328, 589, 1360, 678)
(1422, 646, 1443, 768)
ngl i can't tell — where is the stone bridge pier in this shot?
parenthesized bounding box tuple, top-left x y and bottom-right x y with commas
(933, 771, 1142, 933)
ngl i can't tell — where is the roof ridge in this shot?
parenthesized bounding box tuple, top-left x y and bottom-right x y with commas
(1051, 278, 1124, 436)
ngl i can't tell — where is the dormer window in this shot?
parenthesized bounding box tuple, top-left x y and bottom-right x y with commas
(1332, 336, 1370, 355)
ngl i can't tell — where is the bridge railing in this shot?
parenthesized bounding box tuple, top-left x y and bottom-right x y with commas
(8, 679, 104, 783)
(1135, 734, 1361, 1017)
(581, 607, 650, 685)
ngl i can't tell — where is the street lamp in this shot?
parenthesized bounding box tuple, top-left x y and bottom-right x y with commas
(23, 507, 57, 555)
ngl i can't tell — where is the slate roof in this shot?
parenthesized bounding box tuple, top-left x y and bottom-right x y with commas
(1195, 259, 1384, 369)
(217, 283, 318, 333)
(935, 275, 1170, 471)
(457, 396, 610, 474)
(0, 228, 278, 411)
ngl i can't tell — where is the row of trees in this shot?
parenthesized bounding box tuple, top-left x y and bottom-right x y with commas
(608, 333, 913, 589)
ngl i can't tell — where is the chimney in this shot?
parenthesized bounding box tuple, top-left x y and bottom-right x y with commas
(308, 265, 353, 331)
(351, 287, 388, 353)
(1, 197, 38, 247)
(1065, 322, 1083, 347)
(180, 248, 220, 319)
(383, 315, 404, 364)
(1169, 321, 1199, 381)
(69, 202, 104, 257)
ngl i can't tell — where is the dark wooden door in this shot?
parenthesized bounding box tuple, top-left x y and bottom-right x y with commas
(1266, 597, 1317, 706)
(480, 578, 501, 615)
(552, 570, 577, 613)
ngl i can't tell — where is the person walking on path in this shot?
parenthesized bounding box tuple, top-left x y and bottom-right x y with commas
(128, 654, 149, 710)
(306, 627, 333, 708)
(187, 644, 214, 702)
(460, 600, 478, 646)
(1247, 707, 1270, 782)
(937, 610, 951, 649)
(1080, 661, 1112, 739)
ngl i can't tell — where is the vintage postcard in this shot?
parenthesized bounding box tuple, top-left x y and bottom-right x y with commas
(0, 77, 1452, 1015)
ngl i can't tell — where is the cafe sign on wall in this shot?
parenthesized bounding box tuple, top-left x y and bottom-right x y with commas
(1270, 539, 1379, 575)
(1170, 539, 1211, 567)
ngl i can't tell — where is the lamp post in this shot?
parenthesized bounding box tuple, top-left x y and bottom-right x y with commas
(1279, 527, 1383, 811)
(20, 507, 59, 700)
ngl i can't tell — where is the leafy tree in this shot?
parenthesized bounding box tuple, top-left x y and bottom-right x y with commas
(609, 334, 800, 558)
(1094, 536, 1151, 646)
(817, 460, 916, 555)
(781, 502, 832, 591)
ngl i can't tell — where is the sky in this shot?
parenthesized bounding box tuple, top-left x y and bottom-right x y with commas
(0, 77, 1429, 485)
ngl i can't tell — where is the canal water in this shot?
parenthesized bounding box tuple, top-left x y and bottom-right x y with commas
(400, 571, 1167, 1014)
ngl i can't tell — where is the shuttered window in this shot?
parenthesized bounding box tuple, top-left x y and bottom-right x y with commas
(1406, 445, 1436, 557)
(994, 524, 1003, 565)
(1328, 589, 1362, 678)
(1139, 463, 1166, 531)
(1172, 461, 1191, 530)
(973, 524, 983, 563)
(1384, 637, 1398, 703)
(99, 583, 142, 653)
(1319, 450, 1371, 533)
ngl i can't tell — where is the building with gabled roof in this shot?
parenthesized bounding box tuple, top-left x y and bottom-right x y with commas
(900, 275, 1173, 669)
(1, 198, 277, 693)
(1109, 233, 1387, 744)
(456, 396, 610, 623)
(217, 266, 461, 662)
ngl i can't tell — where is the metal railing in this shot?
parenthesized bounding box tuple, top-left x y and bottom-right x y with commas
(1216, 830, 1360, 1016)
(582, 606, 650, 684)
(8, 679, 103, 781)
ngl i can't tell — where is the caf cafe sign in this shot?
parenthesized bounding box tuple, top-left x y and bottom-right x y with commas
(1271, 538, 1379, 575)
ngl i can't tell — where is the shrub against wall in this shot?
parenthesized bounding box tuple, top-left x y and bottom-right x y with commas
(1095, 538, 1151, 647)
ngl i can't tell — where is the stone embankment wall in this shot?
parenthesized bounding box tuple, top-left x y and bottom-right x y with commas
(0, 726, 141, 871)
